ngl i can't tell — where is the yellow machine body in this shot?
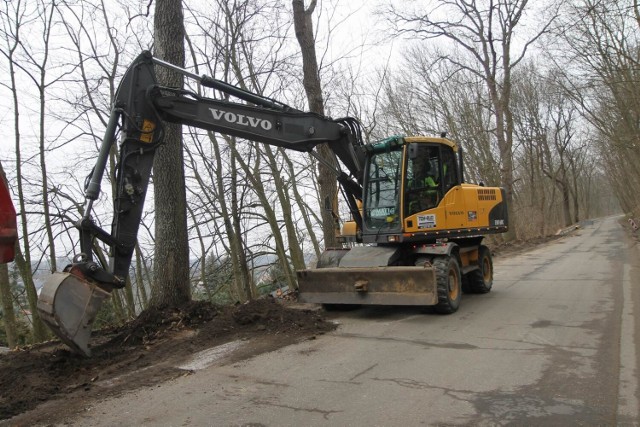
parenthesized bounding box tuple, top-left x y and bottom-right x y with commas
(298, 136, 507, 309)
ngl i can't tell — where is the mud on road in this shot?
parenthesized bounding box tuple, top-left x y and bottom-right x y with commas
(1, 299, 335, 425)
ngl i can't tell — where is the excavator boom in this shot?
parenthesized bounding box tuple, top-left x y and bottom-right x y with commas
(37, 51, 366, 356)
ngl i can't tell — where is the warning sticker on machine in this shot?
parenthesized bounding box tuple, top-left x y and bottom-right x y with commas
(417, 214, 436, 229)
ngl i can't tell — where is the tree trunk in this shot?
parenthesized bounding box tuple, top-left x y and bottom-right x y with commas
(3, 8, 47, 342)
(232, 144, 298, 291)
(123, 279, 136, 318)
(489, 78, 516, 241)
(264, 147, 306, 270)
(186, 203, 211, 300)
(0, 261, 17, 348)
(229, 147, 255, 300)
(213, 135, 250, 302)
(569, 159, 581, 224)
(12, 245, 47, 341)
(292, 0, 339, 249)
(225, 44, 307, 285)
(38, 6, 57, 273)
(134, 245, 149, 309)
(150, 0, 191, 307)
(561, 181, 572, 227)
(283, 153, 321, 260)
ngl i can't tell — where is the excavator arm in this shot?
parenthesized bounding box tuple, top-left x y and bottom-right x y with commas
(81, 51, 365, 288)
(38, 51, 366, 355)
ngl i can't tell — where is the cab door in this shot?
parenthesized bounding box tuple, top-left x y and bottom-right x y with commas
(440, 145, 468, 229)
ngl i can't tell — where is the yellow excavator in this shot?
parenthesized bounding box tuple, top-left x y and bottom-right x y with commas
(36, 51, 508, 356)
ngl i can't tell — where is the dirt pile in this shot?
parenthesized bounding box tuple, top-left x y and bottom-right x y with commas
(0, 299, 335, 423)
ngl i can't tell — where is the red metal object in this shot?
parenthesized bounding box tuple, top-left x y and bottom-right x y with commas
(0, 178, 17, 263)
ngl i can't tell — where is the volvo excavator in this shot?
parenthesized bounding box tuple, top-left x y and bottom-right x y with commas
(35, 51, 508, 356)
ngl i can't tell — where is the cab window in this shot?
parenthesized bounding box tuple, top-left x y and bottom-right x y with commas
(441, 146, 457, 193)
(405, 145, 441, 215)
(364, 148, 403, 230)
(404, 143, 459, 216)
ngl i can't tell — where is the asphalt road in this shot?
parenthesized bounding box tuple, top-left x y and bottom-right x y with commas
(72, 215, 639, 426)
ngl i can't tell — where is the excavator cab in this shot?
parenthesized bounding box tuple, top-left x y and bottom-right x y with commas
(359, 136, 463, 244)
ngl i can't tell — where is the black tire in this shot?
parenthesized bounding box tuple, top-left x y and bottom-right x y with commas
(432, 256, 462, 314)
(465, 246, 493, 294)
(461, 276, 471, 294)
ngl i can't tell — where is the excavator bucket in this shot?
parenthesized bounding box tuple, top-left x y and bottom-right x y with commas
(37, 272, 110, 356)
(297, 265, 438, 306)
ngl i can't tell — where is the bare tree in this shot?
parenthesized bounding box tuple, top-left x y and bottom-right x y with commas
(150, 0, 191, 307)
(184, 0, 315, 297)
(54, 0, 146, 319)
(541, 93, 580, 227)
(292, 0, 340, 248)
(510, 61, 598, 235)
(18, 1, 59, 276)
(511, 64, 552, 235)
(381, 46, 502, 186)
(183, 130, 253, 302)
(183, 0, 261, 302)
(384, 0, 559, 238)
(0, 0, 49, 341)
(281, 152, 322, 259)
(554, 0, 640, 215)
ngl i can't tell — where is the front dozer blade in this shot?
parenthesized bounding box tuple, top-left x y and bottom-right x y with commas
(297, 266, 438, 306)
(37, 272, 110, 357)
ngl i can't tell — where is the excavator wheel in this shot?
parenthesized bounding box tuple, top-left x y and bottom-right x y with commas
(432, 256, 462, 314)
(464, 246, 493, 294)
